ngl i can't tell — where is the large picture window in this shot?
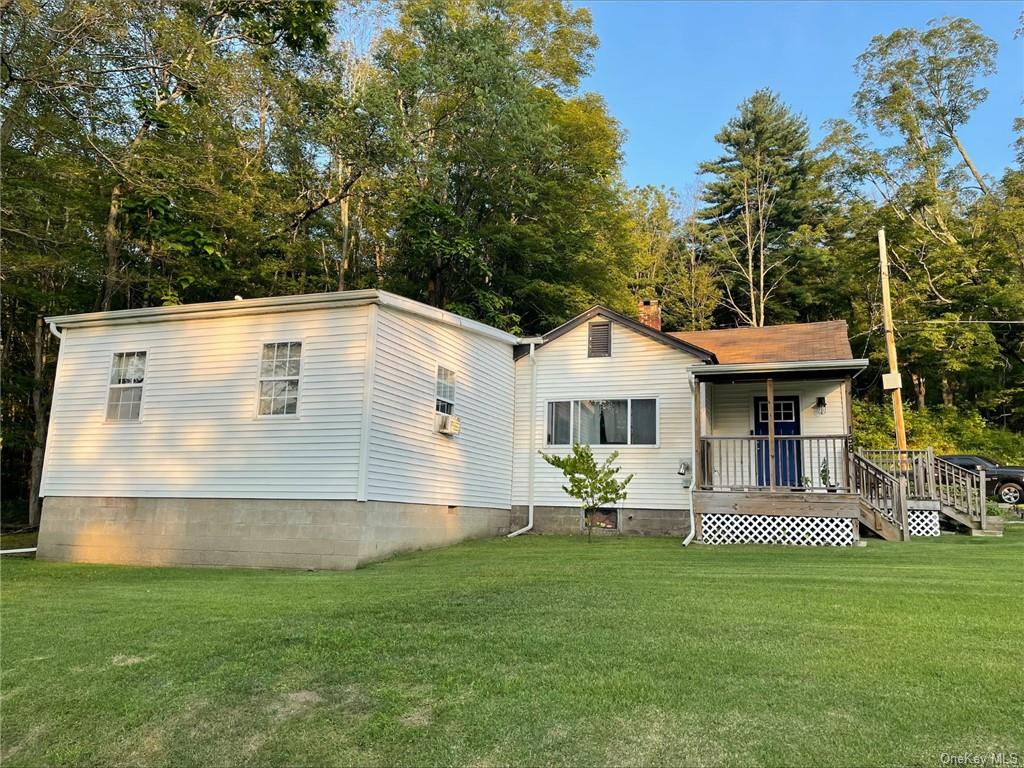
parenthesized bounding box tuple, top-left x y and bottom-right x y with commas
(106, 351, 147, 421)
(259, 342, 301, 416)
(546, 398, 657, 446)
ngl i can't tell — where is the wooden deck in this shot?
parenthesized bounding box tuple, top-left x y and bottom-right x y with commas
(693, 490, 860, 518)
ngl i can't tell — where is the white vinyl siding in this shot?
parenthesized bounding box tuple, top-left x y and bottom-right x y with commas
(41, 306, 370, 499)
(366, 306, 514, 509)
(514, 318, 699, 510)
(707, 380, 849, 437)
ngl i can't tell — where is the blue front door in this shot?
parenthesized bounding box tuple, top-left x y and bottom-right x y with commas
(754, 396, 801, 487)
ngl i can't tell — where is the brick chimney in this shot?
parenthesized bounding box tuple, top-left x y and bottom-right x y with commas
(638, 299, 661, 331)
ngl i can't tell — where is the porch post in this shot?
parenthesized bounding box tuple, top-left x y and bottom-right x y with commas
(766, 378, 776, 490)
(844, 376, 854, 490)
(693, 378, 703, 488)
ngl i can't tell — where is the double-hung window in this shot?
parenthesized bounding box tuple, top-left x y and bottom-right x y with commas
(106, 351, 147, 421)
(258, 342, 301, 416)
(436, 366, 456, 415)
(546, 398, 657, 446)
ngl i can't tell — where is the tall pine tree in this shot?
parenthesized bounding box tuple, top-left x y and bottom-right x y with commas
(698, 89, 826, 326)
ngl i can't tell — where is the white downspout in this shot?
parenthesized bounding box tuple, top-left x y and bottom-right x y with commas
(48, 321, 64, 341)
(508, 341, 538, 537)
(682, 371, 698, 546)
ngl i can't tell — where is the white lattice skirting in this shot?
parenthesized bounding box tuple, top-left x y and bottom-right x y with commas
(907, 509, 941, 537)
(701, 514, 855, 547)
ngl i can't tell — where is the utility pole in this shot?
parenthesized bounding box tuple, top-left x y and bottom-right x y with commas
(878, 228, 908, 452)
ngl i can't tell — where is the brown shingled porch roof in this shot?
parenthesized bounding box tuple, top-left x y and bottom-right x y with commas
(669, 320, 853, 364)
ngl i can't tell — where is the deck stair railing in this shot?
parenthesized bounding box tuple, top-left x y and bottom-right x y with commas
(851, 452, 908, 537)
(858, 449, 934, 499)
(854, 448, 988, 530)
(932, 456, 987, 527)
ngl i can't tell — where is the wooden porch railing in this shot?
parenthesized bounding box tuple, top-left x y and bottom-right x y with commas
(851, 451, 908, 537)
(857, 449, 987, 526)
(698, 435, 852, 491)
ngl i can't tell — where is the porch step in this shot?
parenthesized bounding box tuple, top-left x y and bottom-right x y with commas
(858, 500, 903, 542)
(969, 528, 1003, 537)
(938, 506, 1004, 535)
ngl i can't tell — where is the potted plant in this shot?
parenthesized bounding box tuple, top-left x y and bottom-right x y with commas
(540, 444, 633, 541)
(820, 458, 838, 493)
(791, 475, 812, 492)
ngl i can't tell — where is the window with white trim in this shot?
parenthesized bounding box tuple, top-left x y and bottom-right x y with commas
(758, 400, 796, 423)
(436, 366, 455, 415)
(106, 351, 147, 421)
(546, 398, 657, 446)
(258, 342, 301, 416)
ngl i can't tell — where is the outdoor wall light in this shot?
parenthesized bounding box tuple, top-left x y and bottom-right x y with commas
(815, 396, 827, 415)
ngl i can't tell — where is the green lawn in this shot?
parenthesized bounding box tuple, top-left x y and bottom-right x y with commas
(2, 531, 1022, 767)
(0, 530, 38, 551)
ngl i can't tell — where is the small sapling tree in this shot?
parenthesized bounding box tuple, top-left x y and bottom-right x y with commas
(539, 444, 633, 540)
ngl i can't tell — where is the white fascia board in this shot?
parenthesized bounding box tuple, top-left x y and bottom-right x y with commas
(692, 358, 870, 377)
(45, 289, 521, 345)
(45, 290, 380, 329)
(375, 291, 519, 345)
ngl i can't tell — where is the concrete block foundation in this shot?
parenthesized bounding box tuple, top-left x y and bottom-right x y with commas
(510, 505, 692, 537)
(38, 497, 511, 570)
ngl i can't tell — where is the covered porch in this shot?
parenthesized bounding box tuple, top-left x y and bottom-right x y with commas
(669, 321, 870, 546)
(689, 359, 867, 546)
(694, 368, 857, 494)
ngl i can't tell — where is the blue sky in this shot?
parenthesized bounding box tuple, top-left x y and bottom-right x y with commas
(578, 1, 1021, 194)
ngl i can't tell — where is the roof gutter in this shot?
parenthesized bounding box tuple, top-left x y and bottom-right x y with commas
(373, 292, 519, 344)
(692, 358, 870, 377)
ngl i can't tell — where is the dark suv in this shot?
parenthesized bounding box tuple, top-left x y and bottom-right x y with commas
(939, 455, 1024, 505)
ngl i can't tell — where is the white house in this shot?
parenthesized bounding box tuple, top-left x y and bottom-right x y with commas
(39, 291, 517, 569)
(38, 290, 993, 569)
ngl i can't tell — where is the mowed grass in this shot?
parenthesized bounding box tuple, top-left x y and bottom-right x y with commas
(0, 531, 38, 551)
(2, 530, 1022, 767)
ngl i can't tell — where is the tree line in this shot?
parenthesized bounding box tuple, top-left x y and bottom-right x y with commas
(3, 0, 1021, 522)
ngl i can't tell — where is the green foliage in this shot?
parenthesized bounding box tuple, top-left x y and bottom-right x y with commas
(697, 89, 830, 326)
(626, 186, 721, 331)
(852, 401, 1024, 465)
(1, 5, 1021, 502)
(539, 444, 633, 513)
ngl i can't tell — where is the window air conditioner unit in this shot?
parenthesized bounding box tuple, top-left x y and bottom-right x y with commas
(437, 414, 461, 435)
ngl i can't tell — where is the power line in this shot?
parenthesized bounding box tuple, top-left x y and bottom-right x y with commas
(916, 319, 1024, 325)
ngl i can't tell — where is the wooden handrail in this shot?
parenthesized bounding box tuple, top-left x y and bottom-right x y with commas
(932, 456, 985, 521)
(851, 452, 908, 537)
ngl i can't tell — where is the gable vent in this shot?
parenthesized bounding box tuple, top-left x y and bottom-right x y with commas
(588, 321, 611, 357)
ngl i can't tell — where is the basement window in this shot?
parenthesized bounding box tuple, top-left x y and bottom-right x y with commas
(259, 342, 301, 416)
(106, 351, 147, 421)
(586, 508, 618, 530)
